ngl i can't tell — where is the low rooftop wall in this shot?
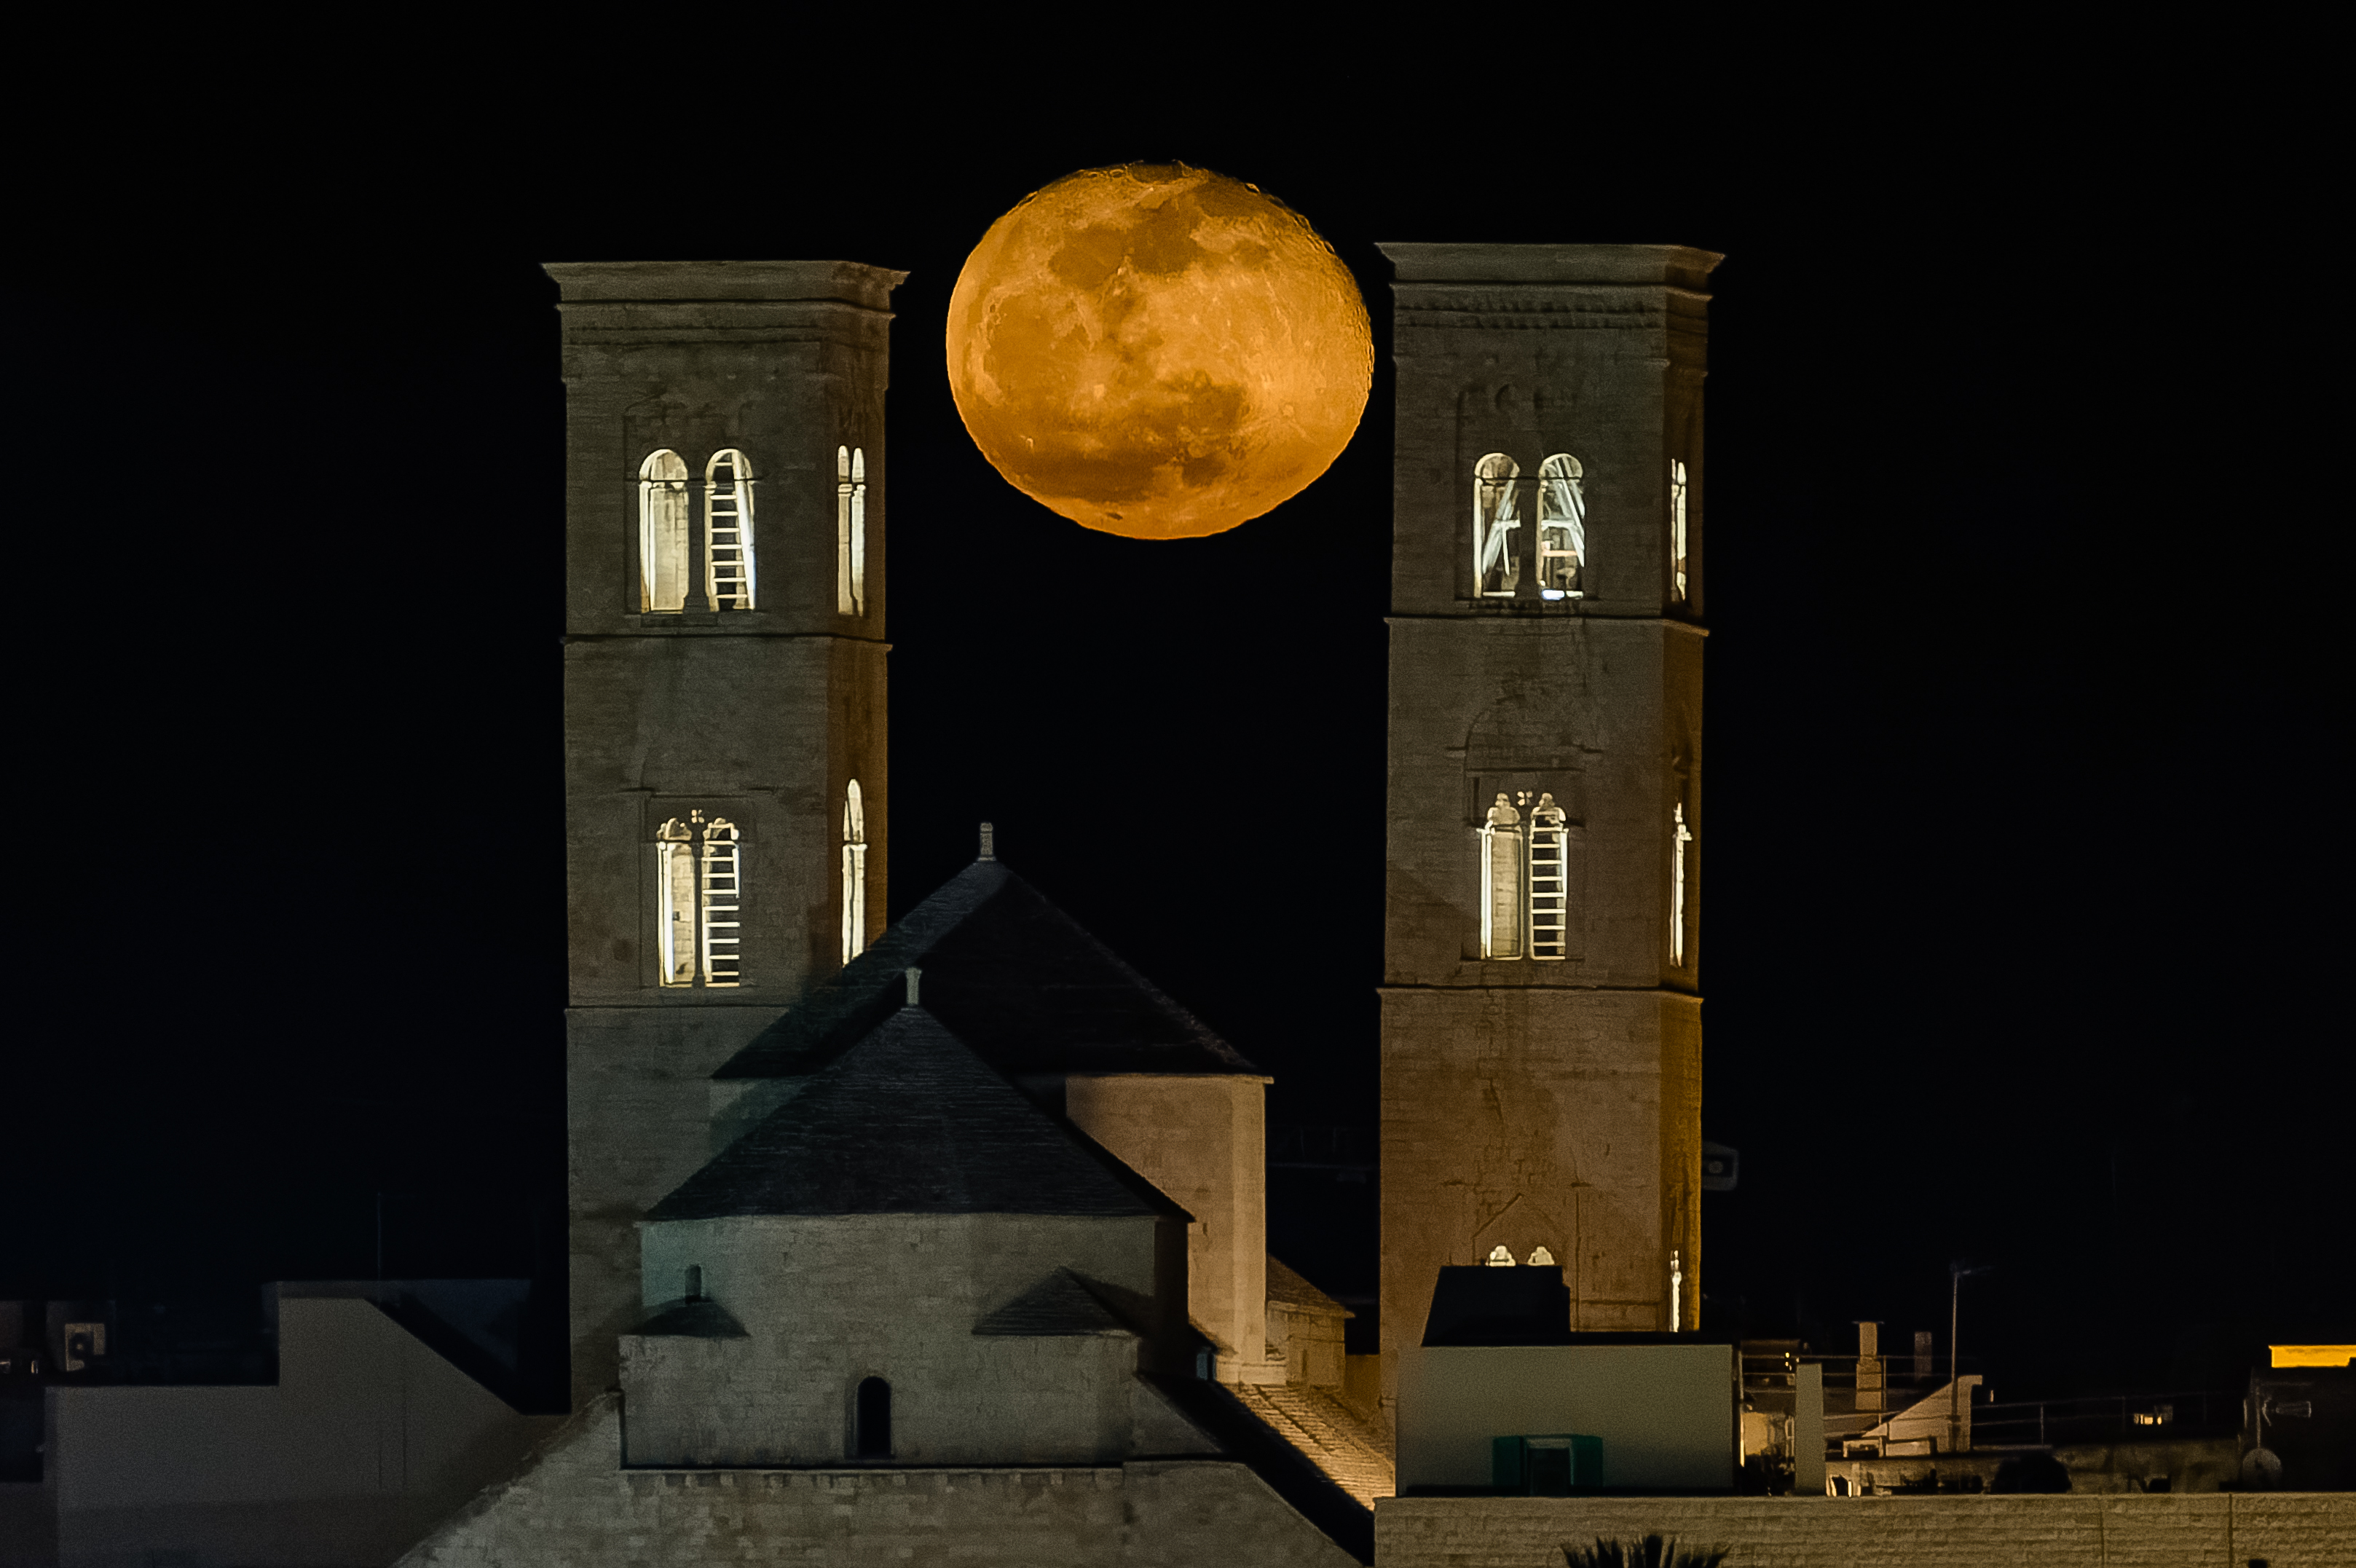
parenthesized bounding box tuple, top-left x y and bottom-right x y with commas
(1373, 1492, 2356, 1567)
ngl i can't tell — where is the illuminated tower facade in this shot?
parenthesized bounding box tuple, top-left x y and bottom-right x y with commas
(549, 261, 902, 1402)
(1376, 244, 1717, 1414)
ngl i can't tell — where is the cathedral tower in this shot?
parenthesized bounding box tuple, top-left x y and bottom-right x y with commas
(548, 261, 903, 1402)
(1376, 245, 1717, 1414)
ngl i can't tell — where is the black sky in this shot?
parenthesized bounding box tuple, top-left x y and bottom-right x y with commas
(6, 39, 2341, 1398)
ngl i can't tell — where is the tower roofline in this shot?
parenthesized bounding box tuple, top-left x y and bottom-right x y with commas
(1375, 243, 1722, 290)
(542, 259, 909, 310)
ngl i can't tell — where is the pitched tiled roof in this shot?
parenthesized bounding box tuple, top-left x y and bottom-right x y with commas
(629, 1298, 748, 1339)
(649, 1009, 1182, 1222)
(1233, 1382, 1395, 1510)
(713, 860, 1262, 1081)
(1266, 1256, 1353, 1317)
(973, 1269, 1136, 1337)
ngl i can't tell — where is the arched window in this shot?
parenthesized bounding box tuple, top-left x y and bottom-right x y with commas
(1671, 802, 1694, 969)
(838, 446, 867, 617)
(655, 816, 697, 986)
(1473, 453, 1521, 598)
(854, 1376, 891, 1459)
(639, 451, 690, 612)
(700, 818, 741, 988)
(1537, 454, 1585, 600)
(1668, 458, 1690, 602)
(1480, 793, 1524, 960)
(840, 781, 867, 966)
(1527, 793, 1569, 961)
(656, 811, 742, 988)
(683, 1264, 704, 1301)
(705, 449, 757, 610)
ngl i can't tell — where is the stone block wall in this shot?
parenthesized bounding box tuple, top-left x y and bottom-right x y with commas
(625, 1213, 1165, 1466)
(1373, 1493, 2356, 1567)
(397, 1397, 1357, 1567)
(1066, 1073, 1271, 1378)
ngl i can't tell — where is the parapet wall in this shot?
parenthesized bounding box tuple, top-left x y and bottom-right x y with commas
(399, 1395, 1358, 1568)
(1374, 1493, 2356, 1567)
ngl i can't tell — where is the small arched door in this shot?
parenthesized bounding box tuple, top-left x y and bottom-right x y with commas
(854, 1375, 891, 1459)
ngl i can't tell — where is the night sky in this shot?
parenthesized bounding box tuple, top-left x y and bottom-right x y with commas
(7, 50, 2340, 1404)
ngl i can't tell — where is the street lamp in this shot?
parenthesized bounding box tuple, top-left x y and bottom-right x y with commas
(1950, 1263, 1993, 1451)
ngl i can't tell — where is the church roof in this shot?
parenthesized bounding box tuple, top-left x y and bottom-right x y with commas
(1266, 1256, 1354, 1318)
(629, 1297, 749, 1339)
(650, 1007, 1184, 1222)
(713, 859, 1263, 1082)
(972, 1269, 1136, 1337)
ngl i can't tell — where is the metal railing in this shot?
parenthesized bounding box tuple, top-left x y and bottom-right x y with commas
(1968, 1390, 2234, 1447)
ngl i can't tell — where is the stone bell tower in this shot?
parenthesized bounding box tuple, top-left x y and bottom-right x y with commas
(548, 260, 903, 1403)
(1376, 244, 1718, 1417)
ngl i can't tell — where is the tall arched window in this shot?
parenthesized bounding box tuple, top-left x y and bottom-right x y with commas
(1537, 454, 1585, 600)
(656, 810, 742, 988)
(854, 1375, 891, 1459)
(837, 446, 867, 617)
(656, 817, 697, 985)
(1480, 793, 1524, 959)
(700, 818, 741, 987)
(1527, 793, 1569, 961)
(1668, 459, 1690, 602)
(1671, 802, 1693, 968)
(639, 451, 690, 612)
(705, 449, 757, 610)
(840, 781, 867, 966)
(1473, 453, 1521, 598)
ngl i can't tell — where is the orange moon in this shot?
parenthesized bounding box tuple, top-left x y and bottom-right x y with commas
(946, 164, 1371, 540)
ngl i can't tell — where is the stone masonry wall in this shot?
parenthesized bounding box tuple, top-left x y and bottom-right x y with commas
(626, 1213, 1164, 1466)
(398, 1396, 1356, 1568)
(1374, 1494, 2356, 1567)
(1067, 1074, 1269, 1378)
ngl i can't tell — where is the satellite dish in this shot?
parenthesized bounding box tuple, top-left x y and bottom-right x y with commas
(2240, 1447, 2283, 1490)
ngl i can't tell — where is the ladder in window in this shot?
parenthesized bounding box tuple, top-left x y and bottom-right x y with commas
(1528, 826, 1569, 961)
(707, 454, 755, 610)
(700, 826, 741, 986)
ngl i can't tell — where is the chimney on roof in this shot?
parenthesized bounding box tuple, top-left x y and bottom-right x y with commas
(978, 822, 996, 862)
(905, 967, 921, 1006)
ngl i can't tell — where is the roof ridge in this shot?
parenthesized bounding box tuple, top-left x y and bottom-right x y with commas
(649, 1008, 1164, 1221)
(712, 859, 1262, 1082)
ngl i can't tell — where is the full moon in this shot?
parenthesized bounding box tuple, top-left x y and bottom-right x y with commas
(946, 164, 1371, 540)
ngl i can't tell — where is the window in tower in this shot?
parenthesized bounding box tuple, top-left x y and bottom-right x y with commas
(656, 811, 744, 988)
(700, 819, 741, 988)
(1480, 793, 1525, 960)
(1527, 793, 1570, 961)
(655, 816, 698, 986)
(639, 450, 690, 612)
(1473, 453, 1521, 597)
(841, 780, 868, 966)
(1536, 454, 1585, 599)
(1671, 803, 1694, 968)
(838, 446, 867, 617)
(705, 449, 757, 610)
(1668, 458, 1690, 602)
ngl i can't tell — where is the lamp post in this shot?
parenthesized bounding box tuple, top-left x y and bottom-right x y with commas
(1950, 1264, 1993, 1452)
